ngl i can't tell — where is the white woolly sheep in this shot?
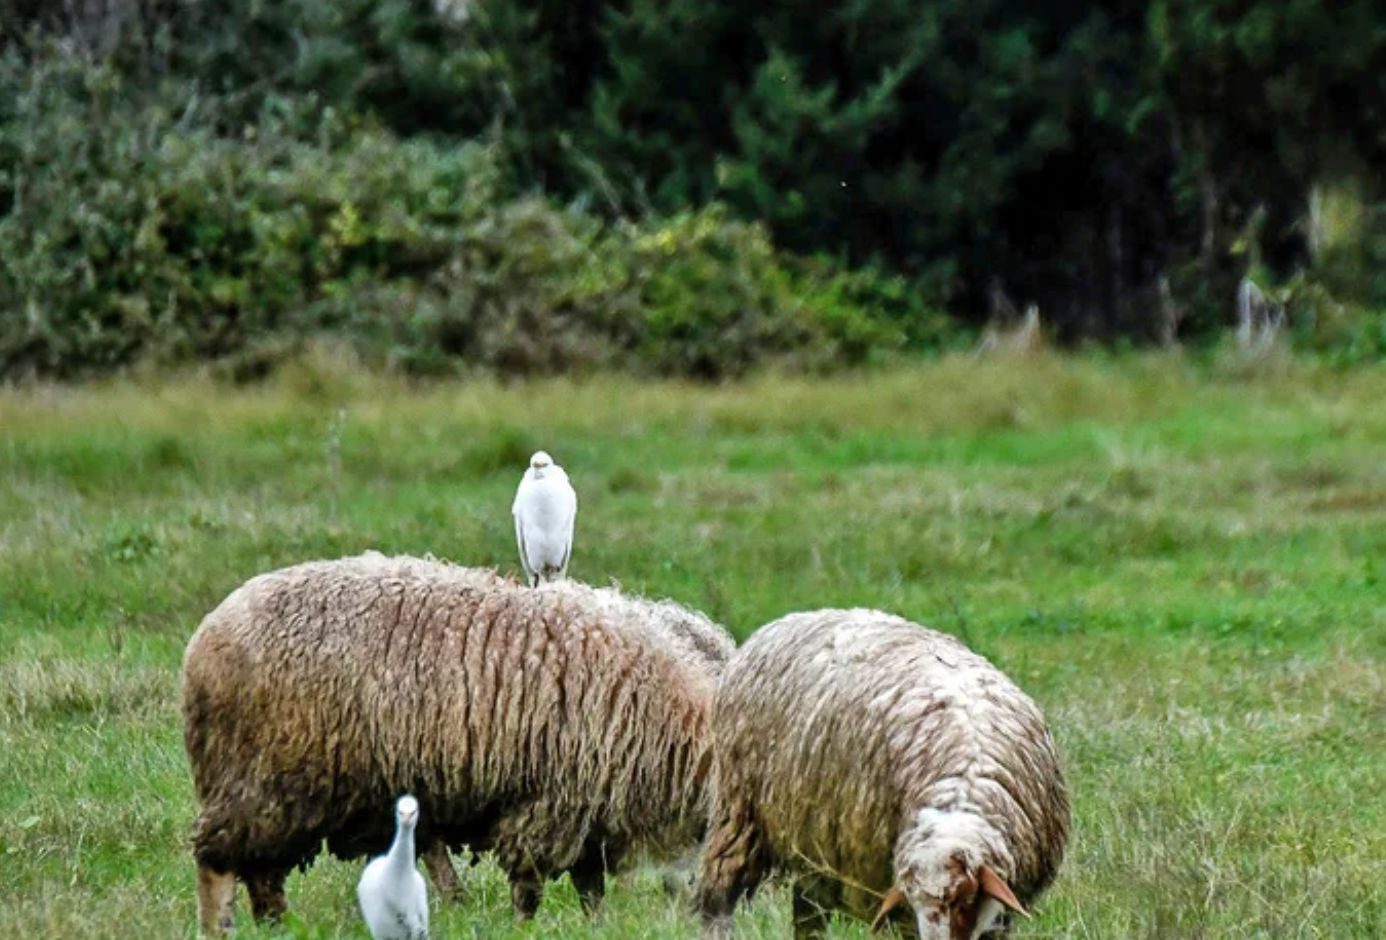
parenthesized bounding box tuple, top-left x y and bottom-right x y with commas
(697, 609, 1069, 939)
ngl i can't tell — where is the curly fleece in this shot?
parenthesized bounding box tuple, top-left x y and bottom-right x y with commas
(183, 553, 724, 912)
(698, 609, 1069, 936)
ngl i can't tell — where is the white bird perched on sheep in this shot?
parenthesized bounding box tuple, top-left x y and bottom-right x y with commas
(358, 795, 429, 940)
(512, 450, 577, 586)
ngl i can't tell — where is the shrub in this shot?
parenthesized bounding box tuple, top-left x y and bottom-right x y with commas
(7, 1, 1386, 348)
(0, 51, 933, 380)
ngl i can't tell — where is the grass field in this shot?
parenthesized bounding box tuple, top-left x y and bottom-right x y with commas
(1, 352, 1384, 939)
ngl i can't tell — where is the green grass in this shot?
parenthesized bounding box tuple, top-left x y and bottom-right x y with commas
(1, 351, 1384, 938)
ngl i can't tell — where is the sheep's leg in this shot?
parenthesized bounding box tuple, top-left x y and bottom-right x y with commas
(245, 868, 288, 923)
(570, 862, 606, 916)
(791, 877, 833, 939)
(569, 838, 623, 916)
(422, 841, 466, 903)
(621, 853, 697, 901)
(196, 865, 236, 936)
(493, 798, 590, 919)
(696, 796, 769, 938)
(508, 868, 545, 919)
(658, 853, 697, 900)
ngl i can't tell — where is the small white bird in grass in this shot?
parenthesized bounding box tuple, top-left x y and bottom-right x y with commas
(512, 450, 577, 586)
(358, 795, 429, 940)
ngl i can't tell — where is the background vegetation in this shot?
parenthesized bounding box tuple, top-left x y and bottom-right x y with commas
(2, 5, 1384, 937)
(3, 0, 1386, 379)
(1, 356, 1384, 937)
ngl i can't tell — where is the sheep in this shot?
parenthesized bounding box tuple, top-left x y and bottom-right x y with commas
(183, 553, 728, 934)
(580, 583, 737, 895)
(419, 580, 737, 902)
(696, 609, 1069, 939)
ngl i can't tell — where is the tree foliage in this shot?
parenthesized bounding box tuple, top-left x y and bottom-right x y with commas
(2, 0, 1385, 376)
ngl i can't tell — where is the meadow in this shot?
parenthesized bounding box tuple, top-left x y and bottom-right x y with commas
(1, 352, 1383, 938)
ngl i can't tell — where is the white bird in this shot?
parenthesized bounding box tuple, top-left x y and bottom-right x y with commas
(512, 450, 577, 586)
(357, 795, 429, 940)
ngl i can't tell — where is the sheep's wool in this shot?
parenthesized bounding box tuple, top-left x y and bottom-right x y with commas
(184, 553, 728, 933)
(699, 609, 1069, 937)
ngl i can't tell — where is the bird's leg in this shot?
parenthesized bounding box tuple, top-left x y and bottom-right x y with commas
(196, 865, 237, 936)
(245, 867, 288, 923)
(422, 841, 466, 904)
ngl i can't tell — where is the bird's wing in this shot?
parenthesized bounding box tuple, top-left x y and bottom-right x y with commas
(358, 858, 384, 897)
(558, 506, 575, 575)
(515, 517, 534, 583)
(410, 873, 429, 935)
(549, 476, 575, 576)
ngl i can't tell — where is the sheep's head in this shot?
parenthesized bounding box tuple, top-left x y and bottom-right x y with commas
(871, 809, 1027, 939)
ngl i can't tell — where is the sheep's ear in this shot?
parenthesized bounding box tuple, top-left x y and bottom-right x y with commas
(978, 865, 1029, 918)
(870, 884, 907, 932)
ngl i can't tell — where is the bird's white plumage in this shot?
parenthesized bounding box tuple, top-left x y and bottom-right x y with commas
(357, 795, 429, 940)
(512, 450, 577, 586)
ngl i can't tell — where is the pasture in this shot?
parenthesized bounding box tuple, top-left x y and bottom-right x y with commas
(1, 353, 1383, 938)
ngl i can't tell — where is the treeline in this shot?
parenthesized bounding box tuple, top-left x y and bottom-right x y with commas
(2, 0, 1385, 379)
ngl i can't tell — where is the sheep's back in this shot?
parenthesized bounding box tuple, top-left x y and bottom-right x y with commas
(583, 586, 737, 672)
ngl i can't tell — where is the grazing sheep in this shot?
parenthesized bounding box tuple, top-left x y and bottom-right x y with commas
(420, 581, 737, 903)
(183, 553, 723, 934)
(513, 450, 578, 585)
(358, 795, 428, 940)
(580, 583, 737, 896)
(697, 609, 1069, 939)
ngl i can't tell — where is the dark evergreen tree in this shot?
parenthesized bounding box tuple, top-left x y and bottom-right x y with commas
(4, 0, 1386, 347)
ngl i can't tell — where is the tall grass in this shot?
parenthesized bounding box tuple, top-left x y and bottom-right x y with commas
(1, 353, 1384, 938)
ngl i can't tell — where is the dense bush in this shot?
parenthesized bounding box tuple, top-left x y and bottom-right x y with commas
(0, 52, 948, 380)
(2, 0, 1385, 377)
(77, 0, 1373, 340)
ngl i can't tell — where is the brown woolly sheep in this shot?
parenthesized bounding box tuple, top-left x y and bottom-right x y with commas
(420, 581, 738, 900)
(697, 609, 1069, 939)
(183, 553, 726, 934)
